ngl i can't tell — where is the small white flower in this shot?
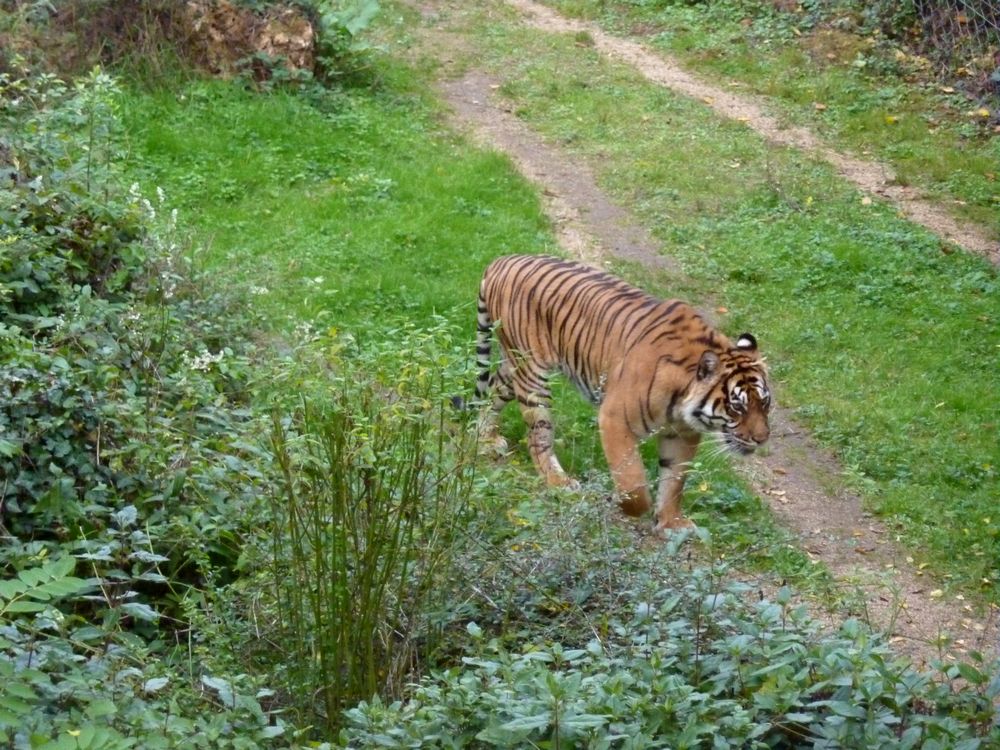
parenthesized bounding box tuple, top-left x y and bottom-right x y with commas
(183, 348, 225, 372)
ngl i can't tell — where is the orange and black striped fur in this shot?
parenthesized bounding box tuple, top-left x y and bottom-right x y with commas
(472, 255, 771, 531)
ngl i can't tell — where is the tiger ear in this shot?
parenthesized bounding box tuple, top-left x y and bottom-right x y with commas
(697, 350, 720, 380)
(735, 333, 757, 351)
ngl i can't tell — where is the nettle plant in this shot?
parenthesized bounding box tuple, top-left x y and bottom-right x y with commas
(340, 559, 1000, 749)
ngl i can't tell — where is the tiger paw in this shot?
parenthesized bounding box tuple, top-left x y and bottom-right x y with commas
(546, 473, 581, 490)
(477, 433, 509, 457)
(654, 516, 697, 534)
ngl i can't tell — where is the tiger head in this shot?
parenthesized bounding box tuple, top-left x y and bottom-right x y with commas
(681, 333, 771, 454)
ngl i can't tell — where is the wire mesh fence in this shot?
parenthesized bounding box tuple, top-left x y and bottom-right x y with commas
(786, 0, 1000, 101)
(912, 0, 1000, 66)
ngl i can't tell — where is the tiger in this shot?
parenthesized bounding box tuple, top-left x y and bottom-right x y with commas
(469, 254, 771, 532)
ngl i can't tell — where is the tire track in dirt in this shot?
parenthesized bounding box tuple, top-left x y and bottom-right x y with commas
(507, 0, 999, 267)
(411, 1, 999, 666)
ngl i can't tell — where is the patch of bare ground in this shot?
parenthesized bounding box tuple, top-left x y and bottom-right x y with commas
(408, 0, 1000, 667)
(507, 0, 999, 267)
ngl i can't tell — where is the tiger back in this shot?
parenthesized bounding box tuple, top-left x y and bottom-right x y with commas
(472, 254, 771, 532)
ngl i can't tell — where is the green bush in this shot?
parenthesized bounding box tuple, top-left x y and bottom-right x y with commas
(264, 323, 479, 734)
(0, 64, 264, 557)
(1, 60, 297, 749)
(340, 563, 1000, 748)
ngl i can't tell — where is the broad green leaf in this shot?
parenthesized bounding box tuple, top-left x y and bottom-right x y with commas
(0, 580, 27, 600)
(30, 577, 90, 600)
(561, 713, 609, 730)
(499, 712, 551, 732)
(85, 698, 118, 719)
(0, 695, 32, 715)
(3, 683, 37, 701)
(17, 567, 46, 588)
(119, 602, 159, 622)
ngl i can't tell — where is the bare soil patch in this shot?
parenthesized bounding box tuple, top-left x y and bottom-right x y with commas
(507, 0, 999, 267)
(410, 0, 1000, 666)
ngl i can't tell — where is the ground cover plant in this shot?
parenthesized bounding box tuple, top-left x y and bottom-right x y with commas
(542, 0, 1000, 235)
(404, 0, 1000, 598)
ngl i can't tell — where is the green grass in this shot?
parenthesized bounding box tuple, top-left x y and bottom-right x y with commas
(390, 3, 1000, 597)
(122, 80, 554, 329)
(544, 0, 1000, 236)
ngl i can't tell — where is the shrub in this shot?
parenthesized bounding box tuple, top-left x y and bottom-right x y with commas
(1, 59, 295, 749)
(340, 561, 1000, 748)
(264, 323, 479, 734)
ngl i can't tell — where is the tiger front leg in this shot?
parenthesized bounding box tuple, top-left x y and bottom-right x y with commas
(597, 404, 651, 517)
(653, 431, 701, 532)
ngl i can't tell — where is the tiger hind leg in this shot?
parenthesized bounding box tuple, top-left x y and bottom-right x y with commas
(470, 298, 514, 454)
(513, 369, 577, 489)
(475, 361, 514, 455)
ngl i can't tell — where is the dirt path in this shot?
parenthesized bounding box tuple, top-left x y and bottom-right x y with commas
(507, 0, 999, 267)
(410, 0, 999, 666)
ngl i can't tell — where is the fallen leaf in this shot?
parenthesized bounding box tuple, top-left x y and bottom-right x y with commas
(814, 101, 827, 111)
(929, 589, 944, 598)
(716, 306, 729, 314)
(861, 196, 873, 206)
(940, 85, 955, 93)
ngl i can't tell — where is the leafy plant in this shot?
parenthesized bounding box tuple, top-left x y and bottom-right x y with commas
(266, 324, 479, 733)
(314, 0, 381, 76)
(340, 560, 1000, 748)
